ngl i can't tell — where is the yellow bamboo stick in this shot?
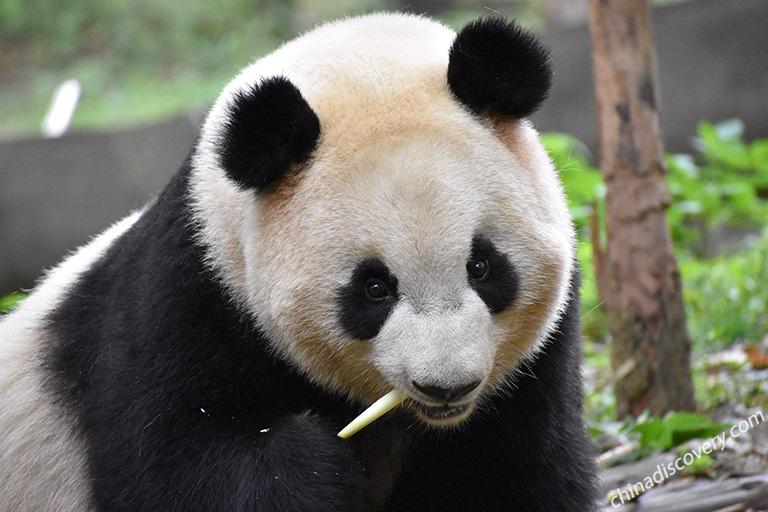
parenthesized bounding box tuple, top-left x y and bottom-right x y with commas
(337, 389, 405, 439)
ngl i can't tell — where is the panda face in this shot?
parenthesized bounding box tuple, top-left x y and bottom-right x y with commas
(190, 14, 574, 426)
(323, 127, 572, 425)
(344, 233, 523, 424)
(195, 124, 573, 426)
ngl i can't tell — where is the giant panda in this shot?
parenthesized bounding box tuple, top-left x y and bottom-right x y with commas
(0, 13, 597, 511)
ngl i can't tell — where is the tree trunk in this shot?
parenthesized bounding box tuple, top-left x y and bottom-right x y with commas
(587, 0, 695, 418)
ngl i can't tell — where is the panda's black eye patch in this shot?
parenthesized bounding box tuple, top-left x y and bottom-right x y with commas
(338, 259, 399, 340)
(467, 236, 518, 314)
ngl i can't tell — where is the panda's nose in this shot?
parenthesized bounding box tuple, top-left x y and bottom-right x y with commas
(412, 380, 481, 403)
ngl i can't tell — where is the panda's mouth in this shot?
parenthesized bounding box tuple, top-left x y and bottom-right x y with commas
(412, 401, 473, 425)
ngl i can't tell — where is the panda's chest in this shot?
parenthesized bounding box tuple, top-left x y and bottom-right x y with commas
(351, 415, 412, 511)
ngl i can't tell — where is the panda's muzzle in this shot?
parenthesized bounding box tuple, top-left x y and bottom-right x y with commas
(416, 402, 472, 422)
(411, 380, 480, 403)
(409, 379, 482, 425)
(370, 291, 495, 425)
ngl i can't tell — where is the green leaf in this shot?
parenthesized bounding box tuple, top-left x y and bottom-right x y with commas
(0, 291, 27, 314)
(662, 412, 731, 447)
(588, 426, 604, 439)
(697, 120, 751, 169)
(749, 139, 768, 174)
(682, 453, 715, 476)
(631, 412, 731, 452)
(631, 417, 668, 450)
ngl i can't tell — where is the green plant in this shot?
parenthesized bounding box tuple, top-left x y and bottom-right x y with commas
(666, 120, 768, 251)
(541, 132, 604, 234)
(681, 452, 715, 477)
(0, 291, 27, 315)
(542, 133, 607, 342)
(679, 229, 768, 350)
(545, 123, 768, 351)
(576, 243, 607, 343)
(583, 339, 615, 426)
(630, 411, 730, 452)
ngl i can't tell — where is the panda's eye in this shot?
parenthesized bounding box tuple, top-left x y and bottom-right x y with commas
(364, 278, 389, 301)
(338, 258, 399, 340)
(467, 236, 518, 314)
(467, 259, 490, 280)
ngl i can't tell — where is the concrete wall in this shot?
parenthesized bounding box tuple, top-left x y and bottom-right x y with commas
(0, 114, 200, 293)
(534, 0, 768, 153)
(1, 0, 766, 294)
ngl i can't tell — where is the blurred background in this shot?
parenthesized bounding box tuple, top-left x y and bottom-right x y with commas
(1, 1, 768, 506)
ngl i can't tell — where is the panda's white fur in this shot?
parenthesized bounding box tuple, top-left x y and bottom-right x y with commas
(191, 13, 574, 412)
(0, 212, 141, 510)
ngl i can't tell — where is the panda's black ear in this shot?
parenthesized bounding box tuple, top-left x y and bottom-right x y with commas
(217, 76, 320, 191)
(447, 17, 552, 119)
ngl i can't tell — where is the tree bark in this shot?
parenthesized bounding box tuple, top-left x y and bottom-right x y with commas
(587, 0, 695, 417)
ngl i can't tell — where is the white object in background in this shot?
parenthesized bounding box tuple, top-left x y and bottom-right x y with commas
(41, 79, 81, 138)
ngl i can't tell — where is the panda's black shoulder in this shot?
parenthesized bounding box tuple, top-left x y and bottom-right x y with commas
(43, 161, 330, 423)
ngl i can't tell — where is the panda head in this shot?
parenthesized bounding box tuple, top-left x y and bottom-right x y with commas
(191, 14, 573, 426)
